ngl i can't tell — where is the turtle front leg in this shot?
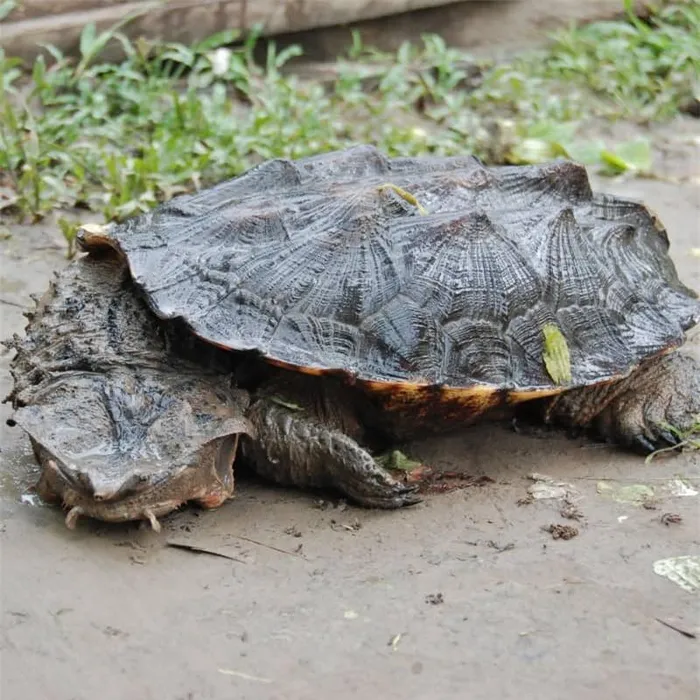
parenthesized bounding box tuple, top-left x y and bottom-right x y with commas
(543, 352, 700, 454)
(242, 388, 421, 508)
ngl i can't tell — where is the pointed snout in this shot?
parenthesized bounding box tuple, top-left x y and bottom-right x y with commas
(53, 462, 151, 502)
(86, 473, 124, 502)
(83, 470, 155, 502)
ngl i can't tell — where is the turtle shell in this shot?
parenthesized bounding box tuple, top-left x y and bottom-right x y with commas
(87, 146, 700, 408)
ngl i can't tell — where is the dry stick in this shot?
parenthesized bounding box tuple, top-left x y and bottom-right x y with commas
(0, 297, 25, 309)
(655, 617, 697, 639)
(166, 541, 247, 563)
(230, 534, 303, 558)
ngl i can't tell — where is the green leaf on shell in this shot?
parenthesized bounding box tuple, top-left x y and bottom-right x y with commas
(542, 323, 572, 385)
(377, 183, 428, 214)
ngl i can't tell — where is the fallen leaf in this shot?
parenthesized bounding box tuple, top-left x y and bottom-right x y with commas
(665, 478, 698, 497)
(653, 556, 700, 593)
(529, 483, 569, 500)
(526, 473, 579, 501)
(376, 450, 422, 472)
(596, 481, 654, 505)
(388, 633, 402, 650)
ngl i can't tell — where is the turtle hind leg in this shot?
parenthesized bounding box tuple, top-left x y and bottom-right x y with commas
(243, 396, 420, 508)
(543, 351, 700, 454)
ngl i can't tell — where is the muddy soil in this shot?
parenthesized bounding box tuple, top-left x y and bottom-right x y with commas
(1, 121, 699, 700)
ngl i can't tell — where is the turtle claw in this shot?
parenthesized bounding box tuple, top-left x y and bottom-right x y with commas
(349, 479, 422, 509)
(630, 427, 685, 456)
(65, 505, 84, 530)
(143, 509, 162, 532)
(395, 486, 422, 507)
(657, 429, 681, 448)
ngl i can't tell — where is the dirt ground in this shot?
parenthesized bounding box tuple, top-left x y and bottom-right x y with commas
(1, 121, 699, 700)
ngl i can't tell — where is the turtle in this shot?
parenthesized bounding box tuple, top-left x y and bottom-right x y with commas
(5, 145, 700, 530)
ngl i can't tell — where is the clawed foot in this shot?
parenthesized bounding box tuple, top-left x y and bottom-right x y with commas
(245, 398, 422, 509)
(594, 354, 700, 455)
(343, 475, 421, 509)
(317, 440, 422, 509)
(610, 413, 700, 457)
(546, 352, 700, 457)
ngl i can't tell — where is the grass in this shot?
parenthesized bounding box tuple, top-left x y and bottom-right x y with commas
(0, 0, 698, 231)
(646, 416, 700, 462)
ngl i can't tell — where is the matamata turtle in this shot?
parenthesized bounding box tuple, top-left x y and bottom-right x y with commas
(5, 146, 699, 529)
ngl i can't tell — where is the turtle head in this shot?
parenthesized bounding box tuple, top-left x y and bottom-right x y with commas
(12, 372, 251, 530)
(34, 444, 241, 532)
